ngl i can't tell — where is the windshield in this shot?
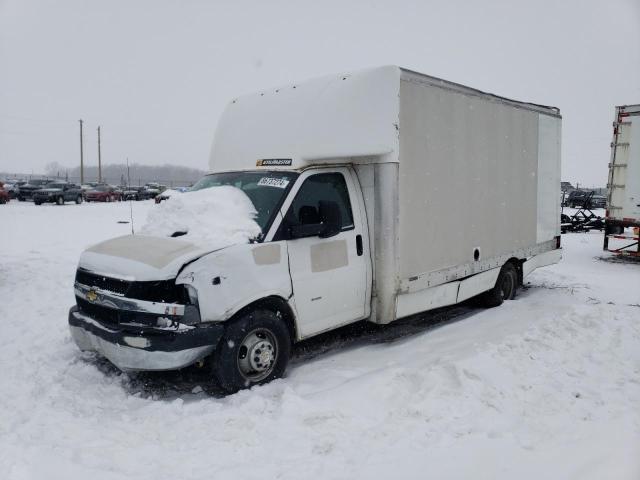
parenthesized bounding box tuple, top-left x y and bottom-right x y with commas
(48, 183, 66, 189)
(191, 171, 298, 233)
(94, 186, 109, 192)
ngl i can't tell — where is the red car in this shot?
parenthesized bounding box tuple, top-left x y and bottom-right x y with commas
(0, 185, 10, 204)
(85, 186, 121, 202)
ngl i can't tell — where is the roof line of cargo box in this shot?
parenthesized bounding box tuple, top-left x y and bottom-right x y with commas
(399, 67, 561, 118)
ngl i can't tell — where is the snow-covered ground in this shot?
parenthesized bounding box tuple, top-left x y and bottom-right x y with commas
(1, 201, 638, 480)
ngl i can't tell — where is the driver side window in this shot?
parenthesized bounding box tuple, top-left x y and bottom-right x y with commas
(277, 172, 354, 240)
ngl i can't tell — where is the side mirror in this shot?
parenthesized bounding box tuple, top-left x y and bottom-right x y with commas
(286, 201, 343, 240)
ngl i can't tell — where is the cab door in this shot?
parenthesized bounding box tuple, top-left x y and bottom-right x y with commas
(275, 168, 370, 338)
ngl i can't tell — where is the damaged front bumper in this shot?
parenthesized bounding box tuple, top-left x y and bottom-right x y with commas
(69, 307, 224, 371)
(69, 275, 225, 371)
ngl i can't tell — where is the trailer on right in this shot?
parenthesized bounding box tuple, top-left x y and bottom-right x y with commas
(604, 104, 640, 256)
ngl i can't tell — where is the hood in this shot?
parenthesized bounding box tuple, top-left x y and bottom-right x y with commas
(78, 234, 228, 281)
(37, 188, 63, 193)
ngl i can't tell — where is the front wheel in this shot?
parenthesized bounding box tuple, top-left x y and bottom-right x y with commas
(212, 309, 291, 393)
(477, 262, 518, 308)
(56, 196, 64, 206)
(75, 195, 83, 204)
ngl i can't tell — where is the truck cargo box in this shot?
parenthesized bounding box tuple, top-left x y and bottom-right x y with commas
(210, 66, 562, 323)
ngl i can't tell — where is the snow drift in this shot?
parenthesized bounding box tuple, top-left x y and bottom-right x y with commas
(140, 186, 262, 247)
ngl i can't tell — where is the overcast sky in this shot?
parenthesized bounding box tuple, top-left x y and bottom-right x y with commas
(1, 0, 639, 186)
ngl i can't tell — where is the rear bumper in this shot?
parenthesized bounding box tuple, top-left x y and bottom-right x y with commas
(68, 306, 224, 371)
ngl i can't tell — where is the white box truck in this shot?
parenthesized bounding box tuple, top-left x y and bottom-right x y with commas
(604, 104, 640, 255)
(69, 66, 562, 392)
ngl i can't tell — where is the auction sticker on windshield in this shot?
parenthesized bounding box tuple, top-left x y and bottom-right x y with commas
(257, 177, 290, 189)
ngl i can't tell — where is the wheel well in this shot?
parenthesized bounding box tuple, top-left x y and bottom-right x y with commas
(230, 296, 297, 344)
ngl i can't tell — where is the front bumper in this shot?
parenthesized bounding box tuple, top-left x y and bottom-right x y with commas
(33, 195, 55, 203)
(68, 306, 224, 371)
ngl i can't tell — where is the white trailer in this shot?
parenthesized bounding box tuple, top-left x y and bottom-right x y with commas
(604, 104, 640, 256)
(69, 66, 562, 392)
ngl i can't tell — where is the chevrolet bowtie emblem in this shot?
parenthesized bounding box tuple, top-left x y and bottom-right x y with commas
(86, 290, 98, 302)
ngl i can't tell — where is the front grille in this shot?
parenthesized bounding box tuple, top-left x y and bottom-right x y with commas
(75, 269, 186, 303)
(127, 281, 185, 303)
(76, 269, 131, 295)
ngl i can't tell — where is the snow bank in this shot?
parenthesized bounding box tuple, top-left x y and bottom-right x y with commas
(140, 186, 261, 246)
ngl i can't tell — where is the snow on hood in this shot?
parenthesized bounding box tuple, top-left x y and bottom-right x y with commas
(140, 186, 261, 245)
(78, 187, 262, 281)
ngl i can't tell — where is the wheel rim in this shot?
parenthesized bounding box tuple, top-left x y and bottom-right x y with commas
(236, 328, 278, 382)
(500, 272, 515, 300)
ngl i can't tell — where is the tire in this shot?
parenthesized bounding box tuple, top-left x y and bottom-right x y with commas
(18, 196, 25, 202)
(34, 200, 41, 205)
(56, 196, 64, 206)
(75, 195, 83, 204)
(212, 309, 291, 393)
(607, 224, 624, 235)
(477, 262, 518, 308)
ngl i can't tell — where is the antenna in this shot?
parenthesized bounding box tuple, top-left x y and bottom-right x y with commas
(127, 158, 134, 234)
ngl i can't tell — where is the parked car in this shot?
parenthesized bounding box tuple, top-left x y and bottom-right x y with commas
(85, 185, 122, 202)
(17, 179, 54, 201)
(2, 180, 25, 199)
(33, 182, 84, 205)
(142, 183, 163, 199)
(0, 185, 10, 204)
(122, 186, 154, 201)
(591, 195, 607, 209)
(565, 190, 606, 209)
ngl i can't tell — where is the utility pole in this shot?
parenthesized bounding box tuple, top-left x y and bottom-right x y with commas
(97, 126, 102, 183)
(79, 119, 84, 184)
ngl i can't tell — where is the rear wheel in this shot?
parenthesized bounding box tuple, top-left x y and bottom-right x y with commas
(477, 262, 518, 308)
(212, 309, 291, 393)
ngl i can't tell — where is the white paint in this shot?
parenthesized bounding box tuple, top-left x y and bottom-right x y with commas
(176, 242, 293, 326)
(537, 114, 562, 242)
(281, 167, 370, 338)
(210, 66, 401, 172)
(523, 249, 563, 278)
(456, 267, 501, 303)
(396, 282, 459, 319)
(607, 105, 640, 223)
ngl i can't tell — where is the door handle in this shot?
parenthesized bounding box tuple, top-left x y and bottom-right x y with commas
(356, 234, 363, 256)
